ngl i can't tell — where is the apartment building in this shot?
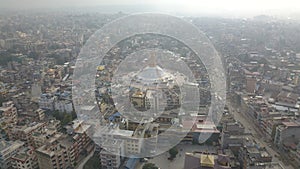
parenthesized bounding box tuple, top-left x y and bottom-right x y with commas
(11, 146, 38, 169)
(0, 141, 24, 169)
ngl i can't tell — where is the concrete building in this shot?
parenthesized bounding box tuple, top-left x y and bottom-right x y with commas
(11, 146, 38, 169)
(35, 109, 45, 121)
(38, 94, 55, 110)
(99, 140, 123, 169)
(274, 121, 300, 147)
(66, 120, 94, 160)
(245, 76, 257, 93)
(35, 120, 94, 169)
(180, 116, 220, 144)
(276, 91, 299, 107)
(238, 145, 272, 169)
(36, 141, 73, 169)
(130, 91, 148, 110)
(221, 121, 245, 149)
(0, 101, 18, 126)
(32, 129, 62, 148)
(145, 89, 161, 113)
(93, 125, 140, 157)
(94, 122, 158, 157)
(47, 119, 62, 131)
(0, 141, 24, 169)
(10, 122, 46, 147)
(54, 100, 73, 113)
(35, 132, 93, 169)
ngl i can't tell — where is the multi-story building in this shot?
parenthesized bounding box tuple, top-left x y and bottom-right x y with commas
(32, 129, 62, 148)
(99, 140, 123, 169)
(130, 91, 147, 110)
(47, 119, 62, 131)
(35, 109, 45, 121)
(67, 120, 94, 161)
(238, 145, 272, 169)
(38, 94, 56, 110)
(10, 122, 46, 146)
(35, 141, 73, 169)
(221, 121, 245, 149)
(36, 120, 94, 169)
(11, 146, 38, 169)
(54, 100, 73, 113)
(0, 141, 24, 169)
(94, 125, 135, 157)
(94, 124, 153, 164)
(276, 91, 299, 107)
(191, 119, 220, 144)
(274, 121, 300, 147)
(0, 101, 18, 126)
(245, 76, 257, 93)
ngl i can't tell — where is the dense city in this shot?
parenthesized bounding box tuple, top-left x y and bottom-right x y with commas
(0, 9, 300, 169)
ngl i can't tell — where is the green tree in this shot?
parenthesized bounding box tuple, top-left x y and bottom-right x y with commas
(0, 95, 6, 107)
(62, 113, 72, 125)
(71, 111, 77, 119)
(169, 147, 178, 160)
(52, 111, 74, 126)
(143, 163, 158, 169)
(0, 54, 20, 66)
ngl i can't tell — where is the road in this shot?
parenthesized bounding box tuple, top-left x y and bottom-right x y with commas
(227, 102, 294, 169)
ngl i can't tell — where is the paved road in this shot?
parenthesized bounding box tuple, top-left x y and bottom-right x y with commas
(227, 102, 294, 169)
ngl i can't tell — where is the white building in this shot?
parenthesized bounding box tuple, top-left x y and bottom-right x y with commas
(54, 100, 73, 113)
(100, 140, 123, 169)
(38, 94, 55, 110)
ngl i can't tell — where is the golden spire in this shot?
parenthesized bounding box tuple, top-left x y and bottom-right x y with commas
(149, 52, 156, 67)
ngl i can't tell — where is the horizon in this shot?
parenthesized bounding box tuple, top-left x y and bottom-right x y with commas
(0, 0, 300, 18)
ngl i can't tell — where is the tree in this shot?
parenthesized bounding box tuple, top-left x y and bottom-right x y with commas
(62, 113, 72, 126)
(142, 163, 158, 169)
(0, 54, 20, 66)
(52, 111, 74, 126)
(71, 111, 77, 119)
(169, 147, 178, 160)
(0, 95, 6, 107)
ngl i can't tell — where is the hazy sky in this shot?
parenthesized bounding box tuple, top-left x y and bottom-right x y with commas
(1, 0, 300, 17)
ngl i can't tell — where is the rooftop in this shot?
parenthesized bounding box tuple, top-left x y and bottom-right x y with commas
(12, 147, 34, 162)
(282, 121, 300, 127)
(0, 140, 24, 153)
(200, 154, 215, 167)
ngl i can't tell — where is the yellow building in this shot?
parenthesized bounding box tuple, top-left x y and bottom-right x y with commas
(130, 91, 147, 109)
(200, 154, 214, 168)
(97, 65, 105, 71)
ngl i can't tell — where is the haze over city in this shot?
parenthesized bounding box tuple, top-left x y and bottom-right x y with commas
(1, 0, 300, 18)
(1, 1, 300, 169)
